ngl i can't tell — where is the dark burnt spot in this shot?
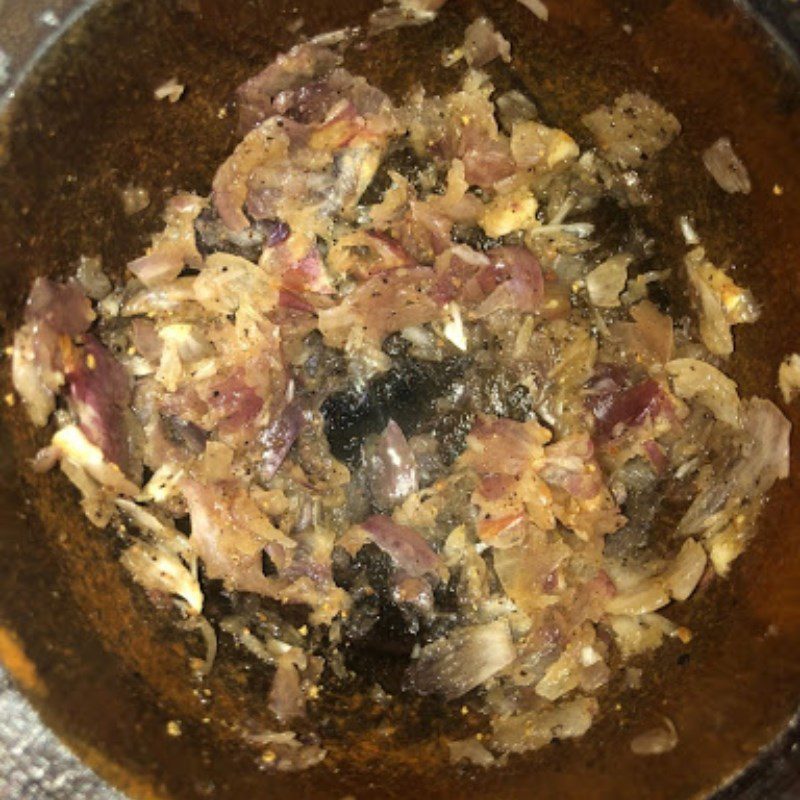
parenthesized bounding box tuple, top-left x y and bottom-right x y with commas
(321, 354, 470, 468)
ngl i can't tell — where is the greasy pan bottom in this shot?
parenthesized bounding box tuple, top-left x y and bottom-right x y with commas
(1, 0, 800, 798)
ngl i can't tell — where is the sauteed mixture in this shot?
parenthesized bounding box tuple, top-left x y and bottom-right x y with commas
(10, 11, 791, 769)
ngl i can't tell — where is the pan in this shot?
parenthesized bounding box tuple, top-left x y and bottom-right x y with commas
(1, 0, 800, 797)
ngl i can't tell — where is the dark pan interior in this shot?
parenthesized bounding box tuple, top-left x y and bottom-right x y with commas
(1, 0, 800, 798)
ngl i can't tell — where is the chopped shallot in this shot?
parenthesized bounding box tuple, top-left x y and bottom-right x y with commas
(361, 515, 443, 578)
(583, 93, 680, 169)
(515, 0, 549, 21)
(461, 17, 512, 68)
(363, 420, 419, 510)
(779, 354, 800, 404)
(154, 77, 185, 103)
(586, 254, 633, 308)
(678, 214, 700, 245)
(448, 737, 496, 766)
(606, 539, 707, 615)
(121, 540, 203, 615)
(406, 620, 516, 699)
(368, 0, 448, 35)
(703, 137, 751, 194)
(119, 185, 151, 215)
(685, 247, 759, 356)
(76, 256, 112, 300)
(490, 697, 598, 754)
(630, 717, 678, 756)
(666, 358, 741, 428)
